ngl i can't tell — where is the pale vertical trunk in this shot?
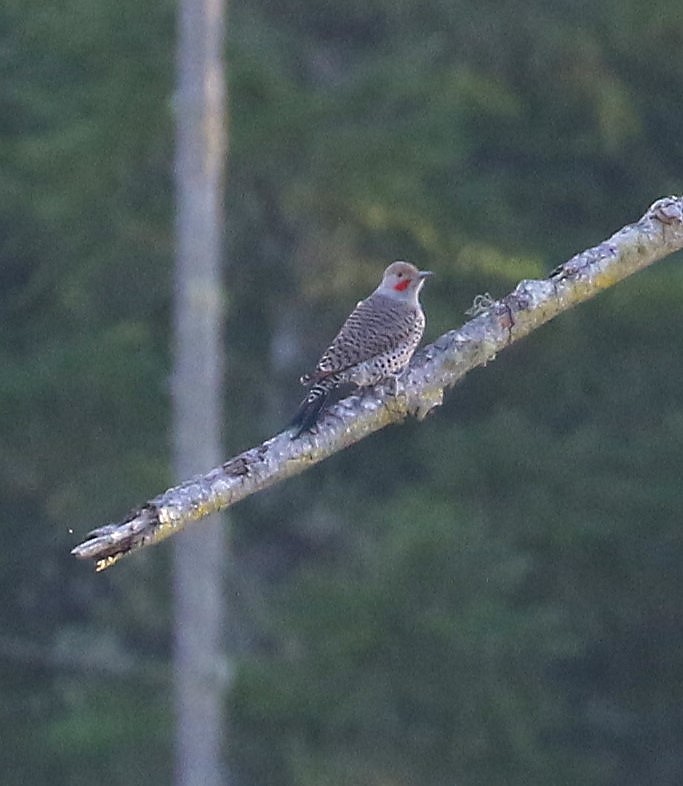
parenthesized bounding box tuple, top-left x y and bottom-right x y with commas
(172, 0, 228, 783)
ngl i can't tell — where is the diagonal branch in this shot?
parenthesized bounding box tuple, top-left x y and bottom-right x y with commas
(72, 196, 683, 571)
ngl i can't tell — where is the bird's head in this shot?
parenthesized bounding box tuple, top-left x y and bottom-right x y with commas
(379, 261, 433, 300)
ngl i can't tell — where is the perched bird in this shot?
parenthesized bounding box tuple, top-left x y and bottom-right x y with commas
(291, 261, 432, 438)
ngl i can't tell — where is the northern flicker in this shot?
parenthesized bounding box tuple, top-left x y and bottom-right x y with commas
(291, 261, 432, 438)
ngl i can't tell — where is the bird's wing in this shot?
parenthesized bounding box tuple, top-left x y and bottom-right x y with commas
(302, 295, 417, 385)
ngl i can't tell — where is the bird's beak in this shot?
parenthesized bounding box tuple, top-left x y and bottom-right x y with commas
(419, 270, 434, 279)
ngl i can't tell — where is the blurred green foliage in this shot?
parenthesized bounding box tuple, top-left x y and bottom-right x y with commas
(1, 0, 682, 783)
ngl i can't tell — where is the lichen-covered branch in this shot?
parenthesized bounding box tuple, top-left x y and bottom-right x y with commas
(72, 196, 683, 570)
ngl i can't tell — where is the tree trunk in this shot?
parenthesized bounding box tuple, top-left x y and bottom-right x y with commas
(172, 0, 228, 783)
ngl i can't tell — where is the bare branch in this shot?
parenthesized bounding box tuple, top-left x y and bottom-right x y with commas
(72, 196, 683, 571)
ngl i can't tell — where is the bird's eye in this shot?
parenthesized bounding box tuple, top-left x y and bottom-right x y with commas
(397, 272, 403, 277)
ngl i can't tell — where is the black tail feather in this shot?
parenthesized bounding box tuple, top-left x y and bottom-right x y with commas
(290, 382, 332, 439)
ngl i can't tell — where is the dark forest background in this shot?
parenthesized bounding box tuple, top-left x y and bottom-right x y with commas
(2, 0, 683, 783)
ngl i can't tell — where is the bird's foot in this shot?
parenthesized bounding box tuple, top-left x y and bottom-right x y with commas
(385, 374, 401, 396)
